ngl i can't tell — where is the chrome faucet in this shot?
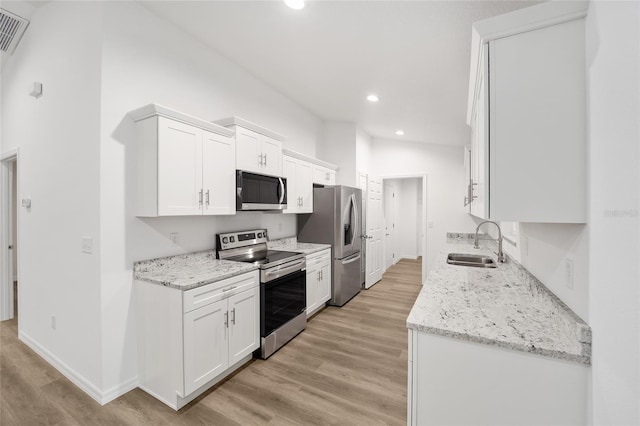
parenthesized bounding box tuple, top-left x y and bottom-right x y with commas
(474, 220, 506, 263)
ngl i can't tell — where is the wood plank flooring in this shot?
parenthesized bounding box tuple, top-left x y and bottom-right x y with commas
(0, 259, 422, 425)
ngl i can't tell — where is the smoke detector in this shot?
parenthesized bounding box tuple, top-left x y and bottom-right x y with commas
(0, 8, 30, 55)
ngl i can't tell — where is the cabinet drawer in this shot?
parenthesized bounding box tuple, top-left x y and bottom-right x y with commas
(306, 249, 330, 267)
(183, 271, 259, 313)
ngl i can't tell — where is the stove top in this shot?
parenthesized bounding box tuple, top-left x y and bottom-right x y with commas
(216, 229, 305, 270)
(227, 249, 304, 269)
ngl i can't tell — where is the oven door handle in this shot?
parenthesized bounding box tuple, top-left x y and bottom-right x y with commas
(263, 259, 306, 282)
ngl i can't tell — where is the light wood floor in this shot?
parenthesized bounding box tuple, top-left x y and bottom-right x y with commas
(1, 259, 422, 425)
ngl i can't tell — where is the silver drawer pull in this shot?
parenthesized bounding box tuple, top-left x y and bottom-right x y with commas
(231, 308, 236, 325)
(223, 286, 237, 292)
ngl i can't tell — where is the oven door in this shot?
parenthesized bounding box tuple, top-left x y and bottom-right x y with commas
(260, 269, 306, 337)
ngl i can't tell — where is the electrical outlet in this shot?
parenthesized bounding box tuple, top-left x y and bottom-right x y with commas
(565, 259, 574, 289)
(170, 233, 179, 247)
(51, 315, 56, 330)
(81, 237, 93, 254)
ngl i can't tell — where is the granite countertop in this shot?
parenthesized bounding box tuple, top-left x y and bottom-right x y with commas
(407, 238, 591, 364)
(133, 250, 258, 291)
(268, 237, 331, 255)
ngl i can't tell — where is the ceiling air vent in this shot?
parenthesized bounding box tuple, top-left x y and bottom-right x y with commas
(0, 9, 29, 55)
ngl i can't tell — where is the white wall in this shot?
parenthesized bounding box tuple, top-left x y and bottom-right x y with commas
(1, 1, 104, 394)
(356, 126, 372, 174)
(371, 139, 476, 276)
(319, 122, 357, 186)
(585, 1, 640, 423)
(98, 1, 322, 396)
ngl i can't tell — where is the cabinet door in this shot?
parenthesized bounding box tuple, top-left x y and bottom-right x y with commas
(470, 45, 489, 219)
(260, 136, 282, 177)
(282, 156, 298, 214)
(305, 266, 319, 317)
(228, 286, 260, 366)
(318, 260, 331, 305)
(183, 299, 228, 395)
(235, 127, 262, 173)
(202, 130, 235, 215)
(157, 117, 203, 216)
(297, 160, 313, 213)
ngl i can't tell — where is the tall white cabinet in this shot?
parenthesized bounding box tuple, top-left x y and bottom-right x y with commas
(214, 116, 285, 177)
(466, 2, 588, 223)
(129, 104, 236, 217)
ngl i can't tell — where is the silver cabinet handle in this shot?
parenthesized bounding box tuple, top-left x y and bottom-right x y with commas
(205, 190, 210, 206)
(222, 286, 237, 292)
(326, 172, 330, 181)
(258, 153, 264, 166)
(224, 311, 229, 328)
(317, 271, 320, 282)
(231, 308, 236, 325)
(199, 189, 203, 207)
(264, 153, 267, 167)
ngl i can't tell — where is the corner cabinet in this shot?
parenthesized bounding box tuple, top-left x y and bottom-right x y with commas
(129, 104, 236, 217)
(282, 154, 313, 214)
(466, 2, 588, 223)
(136, 270, 260, 410)
(214, 116, 285, 177)
(312, 164, 336, 186)
(305, 249, 331, 317)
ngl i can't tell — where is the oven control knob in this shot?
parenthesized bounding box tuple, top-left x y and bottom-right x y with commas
(222, 237, 229, 244)
(230, 236, 235, 242)
(264, 231, 268, 239)
(257, 232, 262, 238)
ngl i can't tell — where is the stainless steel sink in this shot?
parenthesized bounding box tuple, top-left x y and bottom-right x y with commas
(447, 253, 497, 268)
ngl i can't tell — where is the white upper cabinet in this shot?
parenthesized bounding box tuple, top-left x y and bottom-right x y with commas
(214, 117, 285, 177)
(283, 154, 313, 214)
(466, 1, 588, 223)
(312, 164, 336, 186)
(129, 104, 236, 217)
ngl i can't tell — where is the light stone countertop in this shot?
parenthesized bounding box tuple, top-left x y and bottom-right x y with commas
(133, 250, 259, 291)
(267, 237, 331, 255)
(407, 237, 591, 364)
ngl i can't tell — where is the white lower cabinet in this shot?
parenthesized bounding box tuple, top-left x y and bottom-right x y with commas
(136, 270, 259, 410)
(305, 249, 331, 317)
(407, 330, 589, 426)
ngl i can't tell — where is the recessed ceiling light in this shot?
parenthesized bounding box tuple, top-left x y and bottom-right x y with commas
(284, 0, 305, 10)
(395, 130, 405, 136)
(366, 94, 379, 102)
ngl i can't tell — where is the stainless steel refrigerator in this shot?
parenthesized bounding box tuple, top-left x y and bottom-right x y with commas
(297, 185, 362, 306)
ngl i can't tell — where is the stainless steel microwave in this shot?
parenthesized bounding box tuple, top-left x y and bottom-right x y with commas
(236, 170, 287, 211)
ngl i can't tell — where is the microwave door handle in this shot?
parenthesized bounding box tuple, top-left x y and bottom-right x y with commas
(278, 178, 285, 204)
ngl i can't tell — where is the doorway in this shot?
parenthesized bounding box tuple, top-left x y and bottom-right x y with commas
(381, 175, 427, 283)
(1, 150, 18, 322)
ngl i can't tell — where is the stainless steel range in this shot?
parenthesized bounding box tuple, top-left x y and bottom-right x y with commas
(216, 229, 306, 359)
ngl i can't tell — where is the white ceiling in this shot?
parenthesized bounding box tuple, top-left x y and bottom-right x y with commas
(141, 0, 542, 146)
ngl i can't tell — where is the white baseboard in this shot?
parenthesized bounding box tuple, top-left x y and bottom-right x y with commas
(18, 331, 138, 405)
(401, 254, 419, 260)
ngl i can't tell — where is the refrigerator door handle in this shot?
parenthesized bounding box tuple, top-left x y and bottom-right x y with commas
(341, 253, 361, 265)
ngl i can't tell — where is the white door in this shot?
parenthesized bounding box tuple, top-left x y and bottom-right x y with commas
(282, 155, 298, 214)
(383, 182, 395, 269)
(365, 176, 383, 289)
(318, 260, 331, 304)
(183, 299, 228, 395)
(235, 127, 261, 173)
(202, 130, 235, 215)
(228, 287, 260, 366)
(357, 173, 368, 285)
(260, 136, 283, 176)
(157, 117, 203, 216)
(297, 160, 313, 213)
